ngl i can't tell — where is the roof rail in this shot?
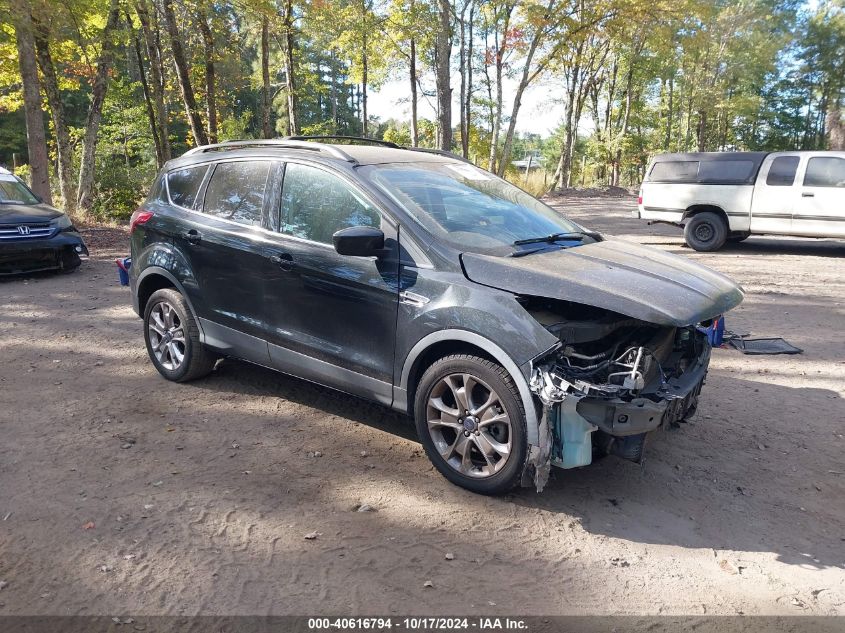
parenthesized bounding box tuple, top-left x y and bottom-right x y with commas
(405, 147, 474, 164)
(285, 135, 401, 149)
(182, 139, 356, 162)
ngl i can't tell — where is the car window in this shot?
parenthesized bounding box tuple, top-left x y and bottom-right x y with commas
(0, 175, 39, 204)
(803, 157, 845, 188)
(367, 162, 583, 255)
(167, 165, 208, 209)
(203, 161, 271, 226)
(280, 163, 380, 244)
(649, 161, 699, 183)
(698, 160, 755, 183)
(766, 156, 800, 186)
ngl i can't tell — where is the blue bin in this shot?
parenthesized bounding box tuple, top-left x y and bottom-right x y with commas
(116, 257, 132, 286)
(705, 315, 725, 347)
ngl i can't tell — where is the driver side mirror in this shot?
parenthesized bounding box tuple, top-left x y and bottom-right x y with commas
(332, 225, 385, 257)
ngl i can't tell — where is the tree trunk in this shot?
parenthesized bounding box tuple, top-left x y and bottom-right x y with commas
(435, 0, 452, 151)
(134, 0, 170, 162)
(162, 0, 208, 147)
(464, 5, 474, 158)
(77, 0, 121, 212)
(665, 74, 674, 150)
(458, 1, 469, 157)
(410, 37, 418, 146)
(283, 0, 298, 135)
(14, 5, 51, 204)
(32, 13, 72, 211)
(261, 15, 272, 138)
(198, 3, 217, 144)
(828, 99, 845, 150)
(361, 1, 368, 137)
(125, 10, 164, 167)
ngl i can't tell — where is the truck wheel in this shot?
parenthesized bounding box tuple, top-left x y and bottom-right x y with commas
(414, 355, 528, 495)
(684, 212, 727, 252)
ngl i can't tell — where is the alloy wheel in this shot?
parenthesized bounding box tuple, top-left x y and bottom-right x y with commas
(426, 373, 512, 478)
(147, 300, 186, 371)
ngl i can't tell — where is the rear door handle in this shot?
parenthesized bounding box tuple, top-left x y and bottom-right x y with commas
(183, 229, 202, 244)
(801, 192, 815, 198)
(269, 252, 295, 271)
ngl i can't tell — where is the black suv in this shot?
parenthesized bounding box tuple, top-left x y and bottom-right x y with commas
(129, 137, 743, 494)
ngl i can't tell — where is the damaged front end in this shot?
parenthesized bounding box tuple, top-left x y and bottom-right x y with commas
(523, 297, 711, 491)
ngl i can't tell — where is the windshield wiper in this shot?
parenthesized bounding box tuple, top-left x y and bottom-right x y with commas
(513, 231, 586, 246)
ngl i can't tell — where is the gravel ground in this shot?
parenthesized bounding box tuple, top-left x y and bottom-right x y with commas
(0, 199, 843, 616)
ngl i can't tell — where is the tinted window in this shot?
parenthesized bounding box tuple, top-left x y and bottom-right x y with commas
(766, 156, 799, 186)
(167, 166, 208, 208)
(203, 161, 271, 226)
(804, 157, 845, 188)
(281, 163, 380, 244)
(649, 161, 698, 182)
(698, 160, 754, 183)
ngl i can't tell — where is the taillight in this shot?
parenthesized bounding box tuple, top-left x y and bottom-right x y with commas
(130, 209, 154, 233)
(637, 191, 643, 205)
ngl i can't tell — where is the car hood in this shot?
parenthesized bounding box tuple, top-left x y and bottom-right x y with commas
(461, 238, 744, 326)
(0, 203, 62, 224)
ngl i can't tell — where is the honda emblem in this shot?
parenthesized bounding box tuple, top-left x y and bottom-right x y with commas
(17, 225, 31, 235)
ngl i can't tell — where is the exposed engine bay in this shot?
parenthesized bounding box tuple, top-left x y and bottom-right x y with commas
(521, 296, 711, 491)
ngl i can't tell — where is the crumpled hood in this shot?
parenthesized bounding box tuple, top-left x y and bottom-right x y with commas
(0, 203, 62, 225)
(461, 238, 743, 326)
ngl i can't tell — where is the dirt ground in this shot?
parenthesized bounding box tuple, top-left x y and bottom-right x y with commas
(1, 197, 843, 617)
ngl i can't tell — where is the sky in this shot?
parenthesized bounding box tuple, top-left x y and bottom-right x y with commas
(367, 73, 570, 138)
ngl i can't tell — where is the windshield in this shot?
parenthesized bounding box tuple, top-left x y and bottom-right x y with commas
(366, 161, 584, 255)
(0, 176, 40, 205)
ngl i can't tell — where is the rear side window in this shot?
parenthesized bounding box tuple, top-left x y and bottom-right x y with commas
(203, 161, 271, 226)
(167, 166, 208, 208)
(698, 160, 754, 183)
(280, 163, 380, 244)
(649, 161, 698, 183)
(803, 157, 845, 188)
(766, 156, 800, 186)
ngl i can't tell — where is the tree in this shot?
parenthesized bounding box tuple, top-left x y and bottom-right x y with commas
(12, 2, 51, 203)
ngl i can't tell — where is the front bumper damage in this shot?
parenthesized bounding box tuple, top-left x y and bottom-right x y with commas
(526, 326, 711, 492)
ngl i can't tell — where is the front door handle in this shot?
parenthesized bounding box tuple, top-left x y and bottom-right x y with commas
(801, 192, 815, 198)
(269, 252, 295, 271)
(183, 229, 202, 244)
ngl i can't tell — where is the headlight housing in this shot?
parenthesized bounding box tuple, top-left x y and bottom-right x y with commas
(52, 214, 73, 230)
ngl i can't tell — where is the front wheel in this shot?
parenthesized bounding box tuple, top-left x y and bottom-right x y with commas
(143, 288, 217, 382)
(414, 354, 528, 495)
(684, 211, 728, 252)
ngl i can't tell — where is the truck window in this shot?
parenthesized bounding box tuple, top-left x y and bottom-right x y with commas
(766, 156, 800, 186)
(698, 160, 755, 183)
(649, 161, 698, 183)
(803, 157, 845, 188)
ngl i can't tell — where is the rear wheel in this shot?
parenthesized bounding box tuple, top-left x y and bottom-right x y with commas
(143, 288, 217, 382)
(414, 354, 527, 495)
(684, 212, 728, 252)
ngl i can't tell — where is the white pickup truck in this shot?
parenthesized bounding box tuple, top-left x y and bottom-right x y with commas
(636, 151, 845, 251)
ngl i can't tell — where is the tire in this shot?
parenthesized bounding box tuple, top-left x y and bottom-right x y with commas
(727, 233, 750, 243)
(414, 354, 528, 495)
(684, 211, 728, 252)
(143, 288, 217, 382)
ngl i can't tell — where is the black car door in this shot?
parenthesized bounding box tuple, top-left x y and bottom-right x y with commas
(182, 159, 281, 365)
(262, 161, 400, 405)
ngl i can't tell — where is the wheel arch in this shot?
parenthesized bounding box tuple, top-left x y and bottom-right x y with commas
(683, 204, 729, 228)
(398, 330, 543, 446)
(136, 267, 205, 340)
